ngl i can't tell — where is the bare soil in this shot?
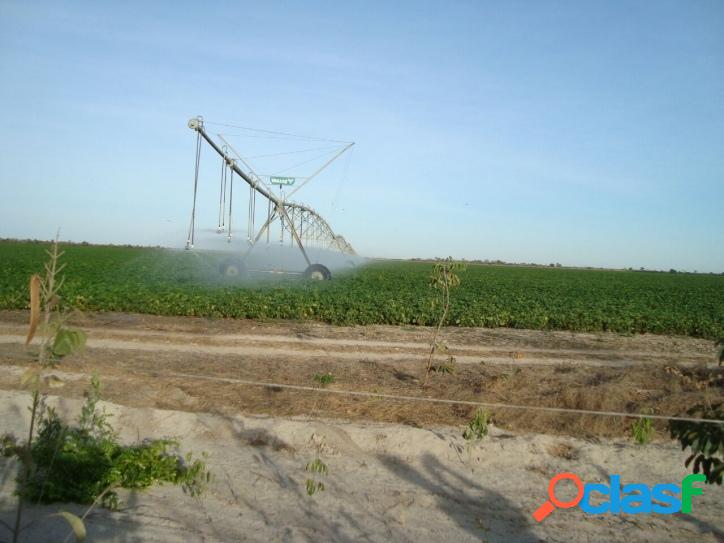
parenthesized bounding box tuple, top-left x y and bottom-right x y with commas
(2, 390, 723, 543)
(0, 310, 721, 438)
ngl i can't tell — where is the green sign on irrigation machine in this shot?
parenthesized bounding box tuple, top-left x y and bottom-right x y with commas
(270, 176, 296, 186)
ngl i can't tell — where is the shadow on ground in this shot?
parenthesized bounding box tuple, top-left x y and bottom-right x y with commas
(377, 453, 537, 542)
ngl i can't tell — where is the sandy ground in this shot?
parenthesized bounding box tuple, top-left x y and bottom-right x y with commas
(1, 391, 722, 543)
(0, 311, 722, 541)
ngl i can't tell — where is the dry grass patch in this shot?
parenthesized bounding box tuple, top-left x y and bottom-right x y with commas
(547, 442, 579, 460)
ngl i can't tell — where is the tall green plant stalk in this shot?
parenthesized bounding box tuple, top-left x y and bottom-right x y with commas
(11, 390, 39, 543)
(4, 237, 207, 543)
(10, 236, 85, 543)
(423, 258, 465, 386)
(37, 238, 66, 367)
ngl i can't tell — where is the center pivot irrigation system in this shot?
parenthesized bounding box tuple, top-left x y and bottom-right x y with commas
(185, 116, 356, 280)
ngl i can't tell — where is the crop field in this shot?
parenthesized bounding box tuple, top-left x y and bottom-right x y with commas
(0, 240, 722, 339)
(1, 240, 723, 541)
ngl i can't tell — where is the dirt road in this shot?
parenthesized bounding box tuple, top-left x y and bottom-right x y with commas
(0, 311, 720, 436)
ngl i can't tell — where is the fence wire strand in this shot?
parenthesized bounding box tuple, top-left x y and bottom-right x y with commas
(133, 369, 724, 425)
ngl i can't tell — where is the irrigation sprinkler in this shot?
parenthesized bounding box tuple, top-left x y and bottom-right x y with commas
(185, 116, 356, 280)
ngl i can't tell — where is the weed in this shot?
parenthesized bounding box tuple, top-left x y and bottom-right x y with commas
(463, 408, 490, 442)
(423, 258, 466, 386)
(22, 376, 210, 510)
(5, 236, 89, 543)
(2, 238, 210, 543)
(631, 417, 655, 445)
(313, 373, 335, 386)
(305, 458, 328, 496)
(430, 357, 456, 374)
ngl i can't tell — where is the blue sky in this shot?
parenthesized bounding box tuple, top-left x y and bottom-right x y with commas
(1, 1, 722, 271)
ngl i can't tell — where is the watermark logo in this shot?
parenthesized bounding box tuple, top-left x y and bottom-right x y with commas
(533, 472, 706, 522)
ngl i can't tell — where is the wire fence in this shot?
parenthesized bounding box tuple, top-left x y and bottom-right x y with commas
(131, 369, 724, 425)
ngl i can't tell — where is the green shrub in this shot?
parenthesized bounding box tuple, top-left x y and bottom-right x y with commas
(313, 372, 335, 386)
(631, 417, 655, 445)
(669, 403, 723, 485)
(463, 408, 490, 442)
(22, 377, 210, 510)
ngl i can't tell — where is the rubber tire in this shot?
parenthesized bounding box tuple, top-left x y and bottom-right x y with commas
(219, 258, 248, 278)
(304, 264, 332, 281)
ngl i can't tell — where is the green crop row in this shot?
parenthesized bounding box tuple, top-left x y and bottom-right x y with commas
(1, 240, 722, 339)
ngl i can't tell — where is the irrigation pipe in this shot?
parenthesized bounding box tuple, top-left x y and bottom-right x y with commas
(135, 369, 724, 425)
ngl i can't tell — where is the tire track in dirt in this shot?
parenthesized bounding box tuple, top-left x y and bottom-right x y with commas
(0, 329, 713, 368)
(0, 313, 721, 438)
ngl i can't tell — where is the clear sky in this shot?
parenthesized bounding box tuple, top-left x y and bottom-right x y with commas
(1, 1, 722, 271)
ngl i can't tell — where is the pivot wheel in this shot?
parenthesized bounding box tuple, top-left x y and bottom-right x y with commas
(219, 258, 248, 278)
(304, 264, 332, 281)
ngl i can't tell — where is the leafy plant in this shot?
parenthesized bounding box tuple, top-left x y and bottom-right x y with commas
(669, 403, 723, 485)
(631, 417, 655, 445)
(305, 458, 328, 496)
(423, 258, 466, 385)
(5, 237, 90, 543)
(21, 376, 211, 510)
(2, 238, 210, 543)
(52, 328, 87, 358)
(430, 359, 456, 374)
(463, 408, 490, 442)
(78, 373, 113, 438)
(313, 372, 335, 386)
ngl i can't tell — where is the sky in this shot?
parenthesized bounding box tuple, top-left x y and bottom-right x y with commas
(0, 1, 722, 272)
